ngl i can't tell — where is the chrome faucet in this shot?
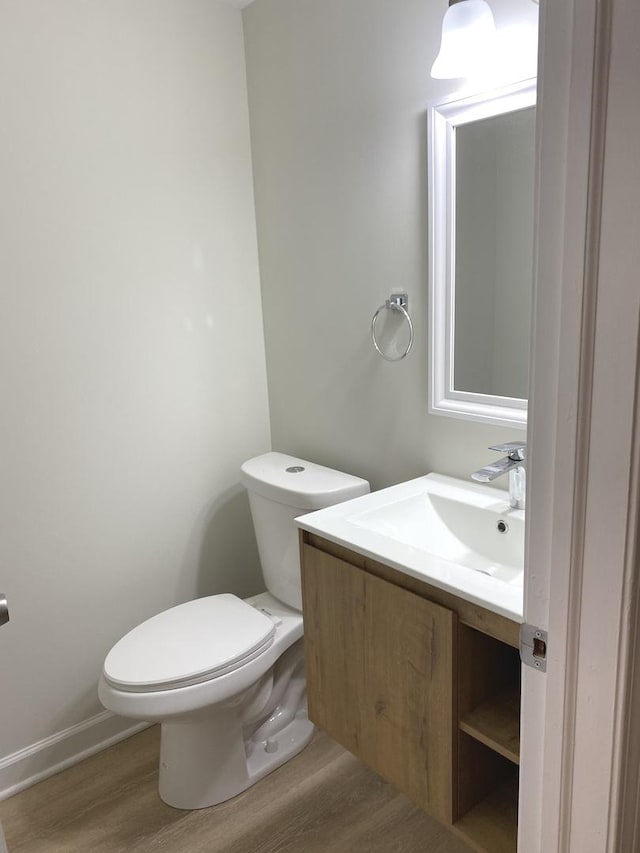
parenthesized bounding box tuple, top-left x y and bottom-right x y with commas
(472, 442, 526, 510)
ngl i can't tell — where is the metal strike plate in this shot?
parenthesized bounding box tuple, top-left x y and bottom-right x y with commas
(520, 623, 547, 672)
(0, 594, 9, 628)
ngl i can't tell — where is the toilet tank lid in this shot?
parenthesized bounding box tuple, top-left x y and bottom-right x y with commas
(240, 452, 370, 510)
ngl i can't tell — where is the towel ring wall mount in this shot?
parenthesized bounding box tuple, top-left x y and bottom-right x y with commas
(371, 292, 414, 362)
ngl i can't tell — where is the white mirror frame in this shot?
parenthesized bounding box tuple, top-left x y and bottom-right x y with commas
(428, 78, 536, 429)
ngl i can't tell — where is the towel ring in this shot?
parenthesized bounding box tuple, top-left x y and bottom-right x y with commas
(371, 293, 414, 362)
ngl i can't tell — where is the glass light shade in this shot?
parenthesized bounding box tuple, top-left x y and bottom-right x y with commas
(431, 0, 496, 79)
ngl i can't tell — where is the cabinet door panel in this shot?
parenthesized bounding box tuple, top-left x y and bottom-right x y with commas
(301, 544, 456, 823)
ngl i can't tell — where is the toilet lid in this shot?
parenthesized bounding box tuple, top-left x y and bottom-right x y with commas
(103, 594, 276, 692)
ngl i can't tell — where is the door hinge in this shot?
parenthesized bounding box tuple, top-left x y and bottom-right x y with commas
(520, 623, 547, 672)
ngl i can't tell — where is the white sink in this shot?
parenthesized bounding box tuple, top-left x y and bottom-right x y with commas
(295, 473, 524, 621)
(350, 491, 523, 582)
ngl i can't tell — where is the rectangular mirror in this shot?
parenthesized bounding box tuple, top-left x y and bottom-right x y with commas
(428, 80, 536, 428)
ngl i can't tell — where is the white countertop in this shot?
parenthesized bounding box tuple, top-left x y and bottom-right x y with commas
(296, 473, 524, 623)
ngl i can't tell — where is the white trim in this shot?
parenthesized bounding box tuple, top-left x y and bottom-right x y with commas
(611, 316, 640, 852)
(518, 0, 595, 846)
(433, 392, 527, 429)
(520, 0, 602, 846)
(0, 711, 148, 802)
(562, 0, 640, 847)
(521, 0, 640, 849)
(428, 78, 535, 430)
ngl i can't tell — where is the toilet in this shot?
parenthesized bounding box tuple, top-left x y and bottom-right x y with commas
(98, 452, 369, 810)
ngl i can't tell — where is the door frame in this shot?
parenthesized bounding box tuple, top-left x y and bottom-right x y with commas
(521, 0, 640, 850)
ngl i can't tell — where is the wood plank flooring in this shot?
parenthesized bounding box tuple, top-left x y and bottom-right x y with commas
(0, 728, 472, 853)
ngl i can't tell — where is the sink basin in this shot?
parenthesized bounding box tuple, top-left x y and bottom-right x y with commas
(295, 473, 524, 621)
(350, 491, 523, 583)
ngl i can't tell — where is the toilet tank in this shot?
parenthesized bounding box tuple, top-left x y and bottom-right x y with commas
(240, 452, 370, 610)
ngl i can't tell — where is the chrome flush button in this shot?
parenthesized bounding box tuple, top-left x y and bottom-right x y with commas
(286, 466, 305, 473)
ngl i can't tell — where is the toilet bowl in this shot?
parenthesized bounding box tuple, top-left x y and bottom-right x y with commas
(98, 452, 369, 810)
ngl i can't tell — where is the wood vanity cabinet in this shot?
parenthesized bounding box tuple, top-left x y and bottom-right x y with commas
(300, 532, 522, 853)
(301, 540, 456, 823)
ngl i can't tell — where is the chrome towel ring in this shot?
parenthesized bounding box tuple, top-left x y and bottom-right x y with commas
(371, 292, 414, 362)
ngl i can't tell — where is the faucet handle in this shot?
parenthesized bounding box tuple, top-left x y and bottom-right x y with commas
(489, 442, 526, 461)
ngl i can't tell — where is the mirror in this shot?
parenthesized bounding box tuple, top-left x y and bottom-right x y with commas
(428, 80, 536, 428)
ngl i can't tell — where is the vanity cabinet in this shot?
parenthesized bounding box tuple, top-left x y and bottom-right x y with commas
(302, 543, 456, 823)
(300, 532, 522, 853)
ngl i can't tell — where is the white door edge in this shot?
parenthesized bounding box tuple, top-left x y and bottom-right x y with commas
(522, 0, 640, 850)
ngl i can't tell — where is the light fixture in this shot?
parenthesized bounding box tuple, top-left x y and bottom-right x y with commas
(430, 0, 496, 80)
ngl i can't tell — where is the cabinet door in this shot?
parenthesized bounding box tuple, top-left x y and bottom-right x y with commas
(301, 544, 456, 824)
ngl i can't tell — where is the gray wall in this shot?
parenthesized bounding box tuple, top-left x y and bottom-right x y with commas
(243, 0, 538, 490)
(0, 0, 270, 778)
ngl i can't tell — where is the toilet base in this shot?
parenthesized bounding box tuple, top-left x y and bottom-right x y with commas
(158, 709, 314, 810)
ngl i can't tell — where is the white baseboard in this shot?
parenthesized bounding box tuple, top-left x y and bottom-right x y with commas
(0, 711, 149, 802)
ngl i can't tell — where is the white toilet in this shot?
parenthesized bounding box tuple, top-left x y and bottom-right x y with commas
(98, 452, 369, 810)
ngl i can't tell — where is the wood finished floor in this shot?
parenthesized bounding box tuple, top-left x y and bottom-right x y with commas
(0, 728, 472, 853)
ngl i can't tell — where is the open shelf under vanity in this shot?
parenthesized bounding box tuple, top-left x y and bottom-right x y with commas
(460, 685, 520, 764)
(453, 767, 519, 853)
(453, 625, 521, 853)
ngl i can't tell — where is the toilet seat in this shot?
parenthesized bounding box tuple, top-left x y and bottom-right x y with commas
(103, 594, 276, 693)
(99, 592, 304, 722)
